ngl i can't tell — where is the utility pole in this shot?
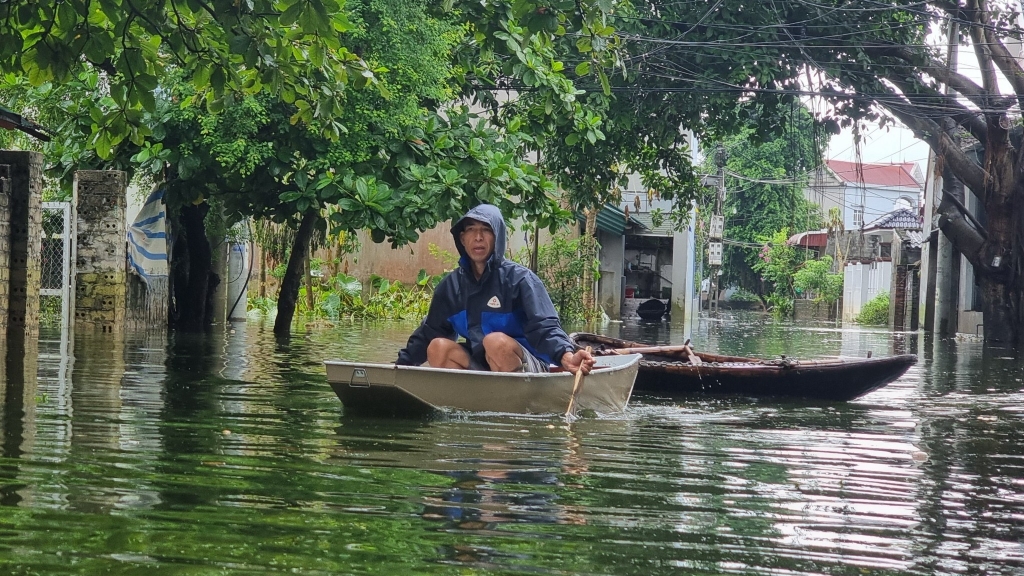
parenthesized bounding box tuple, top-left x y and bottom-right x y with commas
(708, 146, 727, 316)
(931, 18, 960, 335)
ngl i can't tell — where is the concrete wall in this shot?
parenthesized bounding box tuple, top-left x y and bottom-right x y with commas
(794, 299, 835, 321)
(74, 171, 127, 333)
(596, 229, 624, 318)
(670, 214, 696, 320)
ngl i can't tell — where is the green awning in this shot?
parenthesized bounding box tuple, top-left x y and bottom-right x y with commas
(577, 205, 649, 236)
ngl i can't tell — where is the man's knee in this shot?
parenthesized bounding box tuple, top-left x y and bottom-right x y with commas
(482, 332, 518, 353)
(427, 338, 455, 356)
(482, 332, 523, 371)
(427, 338, 469, 369)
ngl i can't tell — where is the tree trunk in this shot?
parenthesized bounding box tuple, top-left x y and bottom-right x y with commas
(274, 211, 318, 335)
(172, 203, 216, 332)
(582, 208, 598, 317)
(977, 137, 1017, 344)
(937, 136, 1020, 345)
(259, 246, 266, 299)
(530, 225, 539, 273)
(304, 244, 314, 313)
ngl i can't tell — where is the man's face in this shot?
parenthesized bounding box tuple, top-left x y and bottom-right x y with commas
(460, 220, 495, 266)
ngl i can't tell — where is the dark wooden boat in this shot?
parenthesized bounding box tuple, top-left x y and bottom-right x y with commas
(571, 333, 917, 401)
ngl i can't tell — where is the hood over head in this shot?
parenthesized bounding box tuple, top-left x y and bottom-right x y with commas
(451, 204, 507, 268)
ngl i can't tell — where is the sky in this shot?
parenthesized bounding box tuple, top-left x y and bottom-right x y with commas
(825, 122, 932, 171)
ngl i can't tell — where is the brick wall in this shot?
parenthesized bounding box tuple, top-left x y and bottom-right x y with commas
(0, 165, 11, 340)
(0, 151, 43, 342)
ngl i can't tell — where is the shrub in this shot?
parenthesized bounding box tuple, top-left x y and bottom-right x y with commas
(727, 288, 759, 302)
(793, 256, 843, 305)
(855, 292, 890, 325)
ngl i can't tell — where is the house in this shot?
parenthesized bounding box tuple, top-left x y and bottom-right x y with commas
(595, 173, 698, 321)
(806, 160, 923, 230)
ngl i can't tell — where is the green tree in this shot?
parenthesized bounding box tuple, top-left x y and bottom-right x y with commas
(0, 0, 377, 153)
(2, 0, 623, 334)
(704, 106, 823, 297)
(793, 256, 843, 307)
(752, 228, 804, 317)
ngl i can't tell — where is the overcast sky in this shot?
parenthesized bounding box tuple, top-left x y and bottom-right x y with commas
(825, 122, 932, 172)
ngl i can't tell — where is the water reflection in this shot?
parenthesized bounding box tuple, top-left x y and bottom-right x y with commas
(0, 317, 1020, 574)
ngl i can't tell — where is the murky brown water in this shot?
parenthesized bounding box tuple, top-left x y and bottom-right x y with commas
(0, 313, 1021, 574)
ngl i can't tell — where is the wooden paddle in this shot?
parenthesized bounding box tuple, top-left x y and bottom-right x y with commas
(681, 338, 702, 366)
(565, 346, 592, 418)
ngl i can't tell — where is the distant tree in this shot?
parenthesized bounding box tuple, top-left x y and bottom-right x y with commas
(700, 106, 823, 297)
(794, 256, 843, 308)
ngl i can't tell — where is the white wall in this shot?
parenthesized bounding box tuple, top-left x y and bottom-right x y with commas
(843, 260, 893, 321)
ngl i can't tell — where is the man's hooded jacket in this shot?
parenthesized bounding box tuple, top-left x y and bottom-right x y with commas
(396, 204, 574, 368)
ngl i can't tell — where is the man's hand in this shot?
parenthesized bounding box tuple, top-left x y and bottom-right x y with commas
(561, 348, 595, 375)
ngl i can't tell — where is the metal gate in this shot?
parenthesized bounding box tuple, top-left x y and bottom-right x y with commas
(41, 201, 74, 331)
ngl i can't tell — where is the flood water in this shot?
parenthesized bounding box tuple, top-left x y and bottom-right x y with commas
(1, 313, 1022, 575)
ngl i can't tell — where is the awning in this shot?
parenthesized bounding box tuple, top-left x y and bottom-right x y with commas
(577, 205, 649, 236)
(787, 229, 828, 248)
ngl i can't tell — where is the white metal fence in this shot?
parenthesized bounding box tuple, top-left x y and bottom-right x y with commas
(41, 201, 74, 331)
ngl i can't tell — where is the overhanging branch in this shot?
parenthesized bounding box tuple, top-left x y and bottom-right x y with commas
(884, 103, 988, 194)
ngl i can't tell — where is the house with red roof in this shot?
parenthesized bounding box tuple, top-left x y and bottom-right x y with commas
(806, 160, 923, 230)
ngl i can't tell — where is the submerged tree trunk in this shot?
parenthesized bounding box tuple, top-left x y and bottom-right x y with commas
(935, 142, 1020, 345)
(171, 203, 216, 332)
(304, 243, 314, 312)
(581, 208, 598, 317)
(274, 211, 318, 335)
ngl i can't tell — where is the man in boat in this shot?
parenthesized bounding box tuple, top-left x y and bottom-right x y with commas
(396, 204, 595, 375)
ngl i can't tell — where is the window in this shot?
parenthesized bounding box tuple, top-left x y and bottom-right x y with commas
(880, 242, 892, 258)
(853, 207, 864, 227)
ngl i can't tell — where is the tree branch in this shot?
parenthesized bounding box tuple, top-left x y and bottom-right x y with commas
(881, 74, 988, 143)
(967, 0, 1000, 97)
(980, 15, 1024, 110)
(937, 195, 986, 269)
(867, 44, 1015, 112)
(885, 102, 988, 194)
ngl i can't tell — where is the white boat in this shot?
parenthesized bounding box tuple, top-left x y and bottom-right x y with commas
(324, 353, 641, 417)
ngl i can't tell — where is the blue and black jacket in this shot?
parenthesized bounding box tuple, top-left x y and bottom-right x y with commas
(396, 204, 574, 369)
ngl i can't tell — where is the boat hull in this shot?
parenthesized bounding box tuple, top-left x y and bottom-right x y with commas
(325, 353, 640, 417)
(572, 333, 916, 401)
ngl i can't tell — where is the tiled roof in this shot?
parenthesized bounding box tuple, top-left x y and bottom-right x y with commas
(827, 160, 922, 189)
(863, 207, 921, 230)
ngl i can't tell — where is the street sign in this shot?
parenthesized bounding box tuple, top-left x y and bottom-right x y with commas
(708, 242, 723, 265)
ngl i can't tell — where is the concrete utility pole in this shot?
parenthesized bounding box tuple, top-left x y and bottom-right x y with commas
(708, 146, 727, 316)
(930, 18, 960, 335)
